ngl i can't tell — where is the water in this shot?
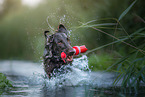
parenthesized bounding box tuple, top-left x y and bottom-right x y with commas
(0, 55, 145, 97)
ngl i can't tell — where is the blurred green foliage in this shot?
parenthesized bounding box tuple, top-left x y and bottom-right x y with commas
(0, 0, 145, 64)
(0, 73, 13, 88)
(0, 73, 13, 95)
(0, 0, 101, 61)
(88, 53, 115, 71)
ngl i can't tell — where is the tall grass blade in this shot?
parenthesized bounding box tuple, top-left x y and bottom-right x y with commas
(141, 73, 145, 83)
(80, 23, 117, 28)
(113, 73, 124, 85)
(118, 0, 137, 21)
(92, 28, 145, 54)
(122, 62, 135, 87)
(106, 54, 131, 71)
(131, 66, 145, 85)
(78, 18, 118, 26)
(86, 27, 145, 55)
(117, 63, 122, 71)
(131, 27, 145, 36)
(86, 38, 127, 55)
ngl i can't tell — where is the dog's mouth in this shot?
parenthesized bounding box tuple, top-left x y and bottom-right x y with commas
(61, 52, 74, 63)
(66, 55, 73, 62)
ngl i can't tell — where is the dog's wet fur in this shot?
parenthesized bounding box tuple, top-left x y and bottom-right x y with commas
(43, 24, 75, 78)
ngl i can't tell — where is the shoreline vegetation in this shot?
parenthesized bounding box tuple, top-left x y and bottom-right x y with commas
(0, 73, 13, 95)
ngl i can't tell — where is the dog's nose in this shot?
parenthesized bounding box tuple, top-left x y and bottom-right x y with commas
(68, 50, 75, 56)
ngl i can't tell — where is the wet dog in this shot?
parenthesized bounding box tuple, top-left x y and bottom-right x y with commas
(43, 24, 75, 78)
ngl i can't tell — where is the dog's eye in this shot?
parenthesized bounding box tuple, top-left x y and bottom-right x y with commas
(67, 38, 70, 43)
(67, 38, 70, 41)
(58, 40, 63, 44)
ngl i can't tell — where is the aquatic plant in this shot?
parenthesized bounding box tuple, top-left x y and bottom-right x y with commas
(0, 73, 13, 95)
(0, 73, 13, 89)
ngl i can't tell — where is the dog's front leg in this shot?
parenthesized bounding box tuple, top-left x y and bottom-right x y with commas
(44, 63, 56, 79)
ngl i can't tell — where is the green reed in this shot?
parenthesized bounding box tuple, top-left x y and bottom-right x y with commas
(77, 0, 145, 93)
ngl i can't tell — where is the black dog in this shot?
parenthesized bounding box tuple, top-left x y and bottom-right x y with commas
(43, 24, 75, 78)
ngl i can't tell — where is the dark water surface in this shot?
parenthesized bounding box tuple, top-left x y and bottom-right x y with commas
(0, 56, 145, 97)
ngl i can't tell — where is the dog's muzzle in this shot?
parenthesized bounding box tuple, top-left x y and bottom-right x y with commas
(61, 51, 74, 63)
(61, 45, 88, 63)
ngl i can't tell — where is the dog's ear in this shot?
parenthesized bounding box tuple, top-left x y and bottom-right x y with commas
(57, 24, 69, 35)
(44, 31, 50, 38)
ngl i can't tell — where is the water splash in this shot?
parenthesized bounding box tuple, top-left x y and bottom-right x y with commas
(59, 15, 66, 24)
(28, 55, 92, 89)
(72, 55, 90, 71)
(0, 58, 116, 90)
(0, 61, 118, 97)
(27, 55, 117, 89)
(46, 16, 55, 33)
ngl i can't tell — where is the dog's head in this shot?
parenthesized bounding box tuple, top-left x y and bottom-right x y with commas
(44, 24, 75, 64)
